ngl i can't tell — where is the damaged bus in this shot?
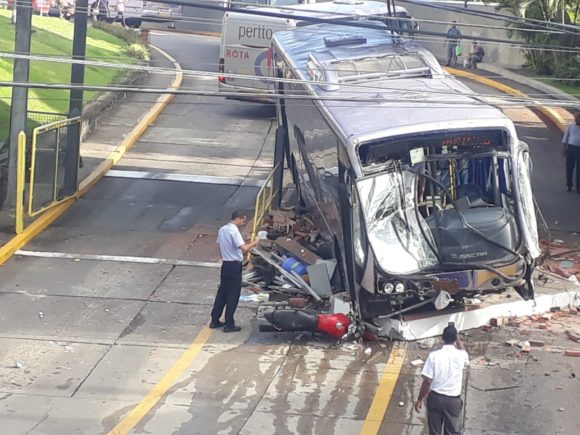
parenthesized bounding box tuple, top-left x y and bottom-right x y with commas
(218, 0, 417, 101)
(269, 24, 540, 329)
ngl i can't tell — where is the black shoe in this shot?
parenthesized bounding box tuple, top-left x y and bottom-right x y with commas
(209, 320, 225, 329)
(567, 186, 572, 192)
(223, 325, 242, 333)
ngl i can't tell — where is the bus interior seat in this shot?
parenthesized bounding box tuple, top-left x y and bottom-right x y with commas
(456, 183, 488, 207)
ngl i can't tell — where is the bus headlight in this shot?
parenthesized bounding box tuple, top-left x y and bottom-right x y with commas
(395, 282, 405, 293)
(384, 283, 394, 294)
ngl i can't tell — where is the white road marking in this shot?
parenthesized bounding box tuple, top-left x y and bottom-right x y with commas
(15, 250, 221, 268)
(104, 169, 265, 187)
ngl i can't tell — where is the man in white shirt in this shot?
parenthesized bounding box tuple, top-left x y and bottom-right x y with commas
(415, 324, 469, 435)
(210, 210, 258, 332)
(563, 111, 580, 193)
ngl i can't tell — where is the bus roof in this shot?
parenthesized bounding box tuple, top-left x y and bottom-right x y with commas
(225, 0, 410, 24)
(272, 24, 513, 144)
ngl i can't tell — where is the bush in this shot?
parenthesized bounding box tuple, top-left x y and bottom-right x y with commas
(554, 55, 580, 87)
(125, 43, 149, 61)
(91, 21, 150, 61)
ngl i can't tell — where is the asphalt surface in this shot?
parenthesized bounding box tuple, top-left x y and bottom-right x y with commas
(0, 32, 579, 435)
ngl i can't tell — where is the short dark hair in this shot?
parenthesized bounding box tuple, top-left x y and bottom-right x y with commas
(442, 325, 458, 344)
(231, 210, 247, 221)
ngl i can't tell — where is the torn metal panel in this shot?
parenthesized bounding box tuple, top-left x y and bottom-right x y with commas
(377, 283, 580, 341)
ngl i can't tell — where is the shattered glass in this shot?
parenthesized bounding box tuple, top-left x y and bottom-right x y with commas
(357, 170, 438, 274)
(516, 150, 540, 258)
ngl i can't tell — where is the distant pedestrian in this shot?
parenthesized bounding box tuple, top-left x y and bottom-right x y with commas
(466, 41, 484, 69)
(563, 111, 580, 193)
(117, 0, 127, 27)
(445, 21, 462, 67)
(210, 210, 259, 332)
(415, 324, 469, 435)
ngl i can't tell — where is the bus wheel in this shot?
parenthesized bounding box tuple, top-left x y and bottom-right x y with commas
(126, 18, 142, 28)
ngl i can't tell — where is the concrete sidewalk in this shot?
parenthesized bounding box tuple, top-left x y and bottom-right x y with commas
(0, 48, 176, 248)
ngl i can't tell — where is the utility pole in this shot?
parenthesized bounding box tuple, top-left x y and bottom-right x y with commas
(63, 0, 89, 197)
(5, 0, 33, 209)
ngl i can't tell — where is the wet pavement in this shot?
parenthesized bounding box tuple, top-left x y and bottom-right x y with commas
(0, 33, 579, 434)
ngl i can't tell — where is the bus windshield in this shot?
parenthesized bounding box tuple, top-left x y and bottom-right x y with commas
(356, 132, 529, 275)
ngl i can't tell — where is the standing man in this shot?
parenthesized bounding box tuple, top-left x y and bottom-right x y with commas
(415, 324, 469, 435)
(563, 111, 580, 193)
(117, 0, 127, 28)
(445, 21, 462, 67)
(210, 210, 259, 333)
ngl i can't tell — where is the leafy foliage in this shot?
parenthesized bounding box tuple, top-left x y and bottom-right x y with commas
(489, 0, 579, 83)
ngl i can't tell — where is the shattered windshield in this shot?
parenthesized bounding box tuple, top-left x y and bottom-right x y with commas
(356, 142, 527, 275)
(357, 170, 438, 275)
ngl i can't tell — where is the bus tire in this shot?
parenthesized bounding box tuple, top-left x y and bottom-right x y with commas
(126, 18, 142, 28)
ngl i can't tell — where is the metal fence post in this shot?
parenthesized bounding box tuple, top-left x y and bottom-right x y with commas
(15, 131, 26, 234)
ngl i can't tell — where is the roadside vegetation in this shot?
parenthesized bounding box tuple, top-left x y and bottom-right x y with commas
(0, 11, 150, 143)
(490, 0, 579, 94)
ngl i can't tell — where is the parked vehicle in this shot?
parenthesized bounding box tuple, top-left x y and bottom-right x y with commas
(7, 0, 53, 15)
(91, 0, 143, 27)
(268, 23, 539, 332)
(218, 0, 417, 101)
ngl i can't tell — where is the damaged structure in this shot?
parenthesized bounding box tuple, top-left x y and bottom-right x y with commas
(245, 23, 580, 340)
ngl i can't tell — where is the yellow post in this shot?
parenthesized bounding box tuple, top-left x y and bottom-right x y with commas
(15, 131, 26, 234)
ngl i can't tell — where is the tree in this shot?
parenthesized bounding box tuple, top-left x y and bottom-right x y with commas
(490, 0, 579, 79)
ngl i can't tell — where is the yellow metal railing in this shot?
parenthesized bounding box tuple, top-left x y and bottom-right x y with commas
(251, 162, 281, 242)
(15, 131, 26, 234)
(28, 117, 81, 217)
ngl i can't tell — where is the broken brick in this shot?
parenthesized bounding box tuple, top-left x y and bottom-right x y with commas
(490, 317, 508, 327)
(564, 350, 580, 357)
(519, 341, 531, 352)
(565, 330, 580, 342)
(505, 339, 519, 347)
(288, 297, 307, 308)
(529, 340, 545, 348)
(481, 325, 493, 332)
(538, 324, 548, 330)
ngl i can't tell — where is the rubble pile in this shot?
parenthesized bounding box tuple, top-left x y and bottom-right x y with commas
(540, 239, 580, 279)
(244, 209, 341, 307)
(477, 306, 580, 361)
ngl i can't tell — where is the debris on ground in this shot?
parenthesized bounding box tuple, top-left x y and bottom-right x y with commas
(564, 350, 580, 357)
(410, 358, 424, 367)
(540, 239, 580, 279)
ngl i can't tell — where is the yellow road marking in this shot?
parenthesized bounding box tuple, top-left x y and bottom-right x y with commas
(445, 67, 567, 134)
(360, 342, 407, 435)
(0, 45, 182, 266)
(109, 326, 213, 434)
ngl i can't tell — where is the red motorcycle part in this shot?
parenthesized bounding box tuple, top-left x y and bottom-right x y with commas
(316, 313, 351, 338)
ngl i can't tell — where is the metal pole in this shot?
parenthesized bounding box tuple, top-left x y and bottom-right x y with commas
(16, 131, 26, 234)
(63, 0, 89, 198)
(6, 0, 33, 210)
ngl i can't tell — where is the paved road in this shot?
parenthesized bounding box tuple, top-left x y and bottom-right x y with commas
(0, 32, 578, 435)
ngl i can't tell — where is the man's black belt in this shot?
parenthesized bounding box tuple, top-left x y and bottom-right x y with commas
(222, 260, 242, 263)
(430, 390, 460, 399)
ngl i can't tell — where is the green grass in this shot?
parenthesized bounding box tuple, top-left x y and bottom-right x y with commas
(0, 11, 147, 142)
(545, 80, 580, 98)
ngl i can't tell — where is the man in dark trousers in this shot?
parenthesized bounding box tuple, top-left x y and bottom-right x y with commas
(445, 21, 462, 67)
(415, 324, 469, 435)
(210, 210, 259, 332)
(563, 111, 580, 193)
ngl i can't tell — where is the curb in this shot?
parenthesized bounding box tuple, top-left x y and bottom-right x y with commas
(0, 45, 183, 265)
(478, 64, 579, 104)
(445, 66, 568, 134)
(81, 68, 148, 142)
